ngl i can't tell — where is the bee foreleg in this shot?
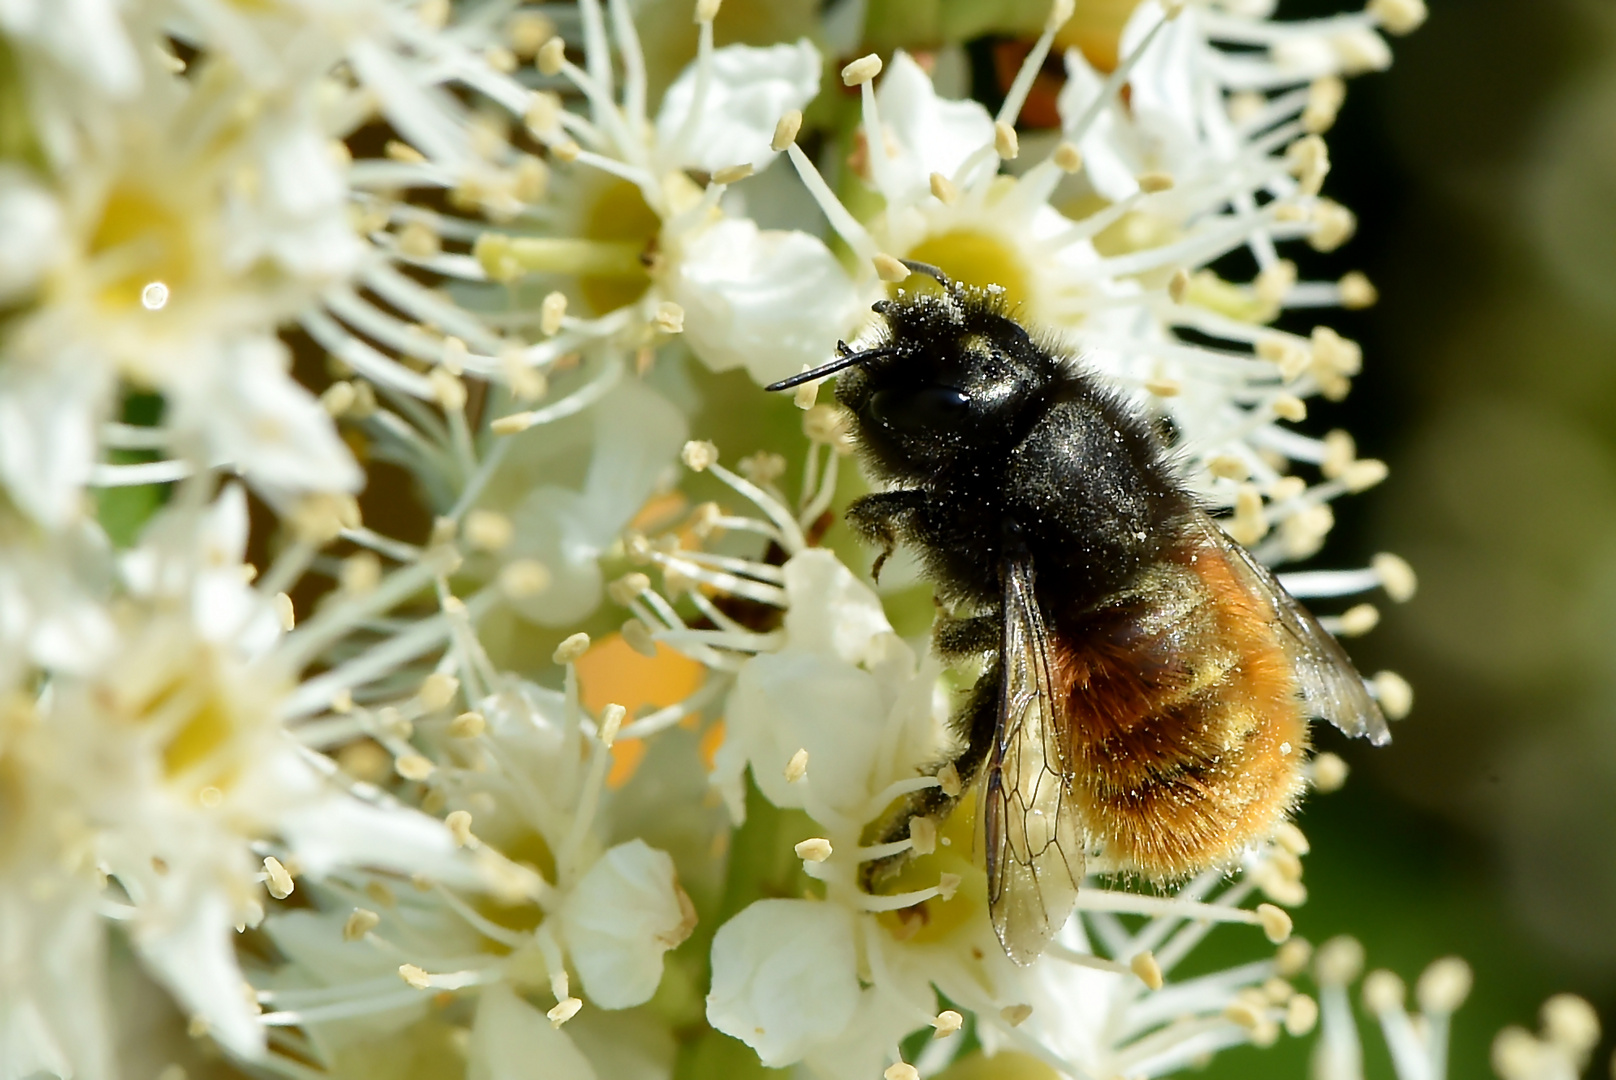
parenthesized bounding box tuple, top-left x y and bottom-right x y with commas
(845, 490, 928, 582)
(932, 612, 1000, 661)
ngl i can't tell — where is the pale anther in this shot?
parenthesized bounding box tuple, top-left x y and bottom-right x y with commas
(994, 121, 1019, 160)
(399, 963, 432, 989)
(931, 1009, 963, 1037)
(540, 291, 567, 336)
(884, 1065, 919, 1080)
(652, 302, 685, 334)
(464, 509, 514, 552)
(599, 704, 626, 748)
(712, 163, 753, 185)
(343, 908, 380, 941)
(446, 810, 475, 848)
(500, 559, 552, 599)
(395, 754, 435, 781)
(795, 838, 832, 863)
(1137, 171, 1174, 193)
(1416, 956, 1473, 1013)
(1310, 751, 1348, 792)
(547, 997, 582, 1027)
(771, 110, 803, 151)
(1337, 603, 1379, 636)
(1131, 951, 1164, 990)
(1362, 969, 1405, 1013)
(784, 748, 809, 783)
(419, 673, 460, 711)
(450, 711, 486, 737)
(1275, 938, 1313, 977)
(1339, 271, 1378, 308)
(682, 440, 719, 472)
(1053, 141, 1083, 173)
(908, 817, 936, 856)
(536, 37, 566, 76)
(1367, 0, 1428, 34)
(1373, 552, 1417, 601)
(1314, 935, 1365, 985)
(1168, 268, 1191, 304)
(1257, 903, 1293, 943)
(929, 172, 959, 204)
(1000, 1004, 1033, 1027)
(695, 0, 722, 21)
(274, 592, 295, 631)
(1285, 994, 1319, 1036)
(841, 54, 882, 86)
(263, 857, 294, 900)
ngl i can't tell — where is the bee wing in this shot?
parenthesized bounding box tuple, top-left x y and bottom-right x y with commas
(1190, 511, 1391, 746)
(983, 557, 1085, 966)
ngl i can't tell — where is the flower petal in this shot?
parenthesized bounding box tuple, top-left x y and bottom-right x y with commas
(672, 219, 862, 386)
(656, 40, 822, 172)
(470, 984, 597, 1080)
(560, 840, 695, 1009)
(706, 899, 860, 1067)
(874, 51, 995, 204)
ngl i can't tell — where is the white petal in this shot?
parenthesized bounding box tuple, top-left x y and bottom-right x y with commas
(279, 789, 488, 891)
(672, 219, 862, 386)
(706, 899, 860, 1067)
(727, 650, 889, 816)
(874, 51, 995, 204)
(1058, 49, 1142, 201)
(133, 891, 266, 1060)
(560, 840, 694, 1009)
(780, 549, 896, 666)
(0, 338, 105, 527)
(170, 335, 362, 497)
(506, 381, 685, 626)
(0, 169, 63, 305)
(655, 40, 822, 173)
(470, 984, 597, 1080)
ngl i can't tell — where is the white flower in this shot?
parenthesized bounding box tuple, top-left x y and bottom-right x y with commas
(0, 52, 361, 525)
(628, 444, 1321, 1078)
(428, 5, 863, 387)
(780, 7, 1403, 581)
(2, 486, 497, 1067)
(654, 39, 823, 173)
(707, 899, 862, 1067)
(560, 839, 696, 1009)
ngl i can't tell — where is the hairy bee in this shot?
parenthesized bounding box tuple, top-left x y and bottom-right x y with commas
(767, 263, 1388, 964)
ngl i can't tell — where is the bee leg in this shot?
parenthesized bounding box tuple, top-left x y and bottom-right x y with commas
(932, 612, 999, 662)
(859, 664, 1001, 893)
(845, 490, 928, 582)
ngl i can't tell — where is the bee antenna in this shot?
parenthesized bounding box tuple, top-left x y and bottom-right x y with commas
(900, 259, 953, 290)
(763, 345, 903, 392)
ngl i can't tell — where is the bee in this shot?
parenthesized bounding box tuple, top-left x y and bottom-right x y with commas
(766, 262, 1389, 965)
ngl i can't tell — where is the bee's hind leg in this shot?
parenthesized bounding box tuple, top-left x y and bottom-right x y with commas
(859, 663, 1002, 892)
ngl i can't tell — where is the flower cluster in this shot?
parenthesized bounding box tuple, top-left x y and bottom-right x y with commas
(0, 1, 1586, 1079)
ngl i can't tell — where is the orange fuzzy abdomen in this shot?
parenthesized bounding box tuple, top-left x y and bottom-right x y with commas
(1051, 552, 1309, 880)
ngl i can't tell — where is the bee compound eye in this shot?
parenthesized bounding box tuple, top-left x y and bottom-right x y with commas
(870, 384, 972, 431)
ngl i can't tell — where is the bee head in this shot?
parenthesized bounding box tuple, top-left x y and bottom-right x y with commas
(766, 263, 1061, 482)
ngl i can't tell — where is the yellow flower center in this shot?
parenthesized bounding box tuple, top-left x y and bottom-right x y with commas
(579, 177, 659, 315)
(86, 185, 195, 312)
(1054, 0, 1146, 73)
(902, 228, 1032, 312)
(873, 790, 987, 947)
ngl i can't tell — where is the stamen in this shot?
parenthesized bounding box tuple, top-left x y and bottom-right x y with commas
(785, 143, 879, 262)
